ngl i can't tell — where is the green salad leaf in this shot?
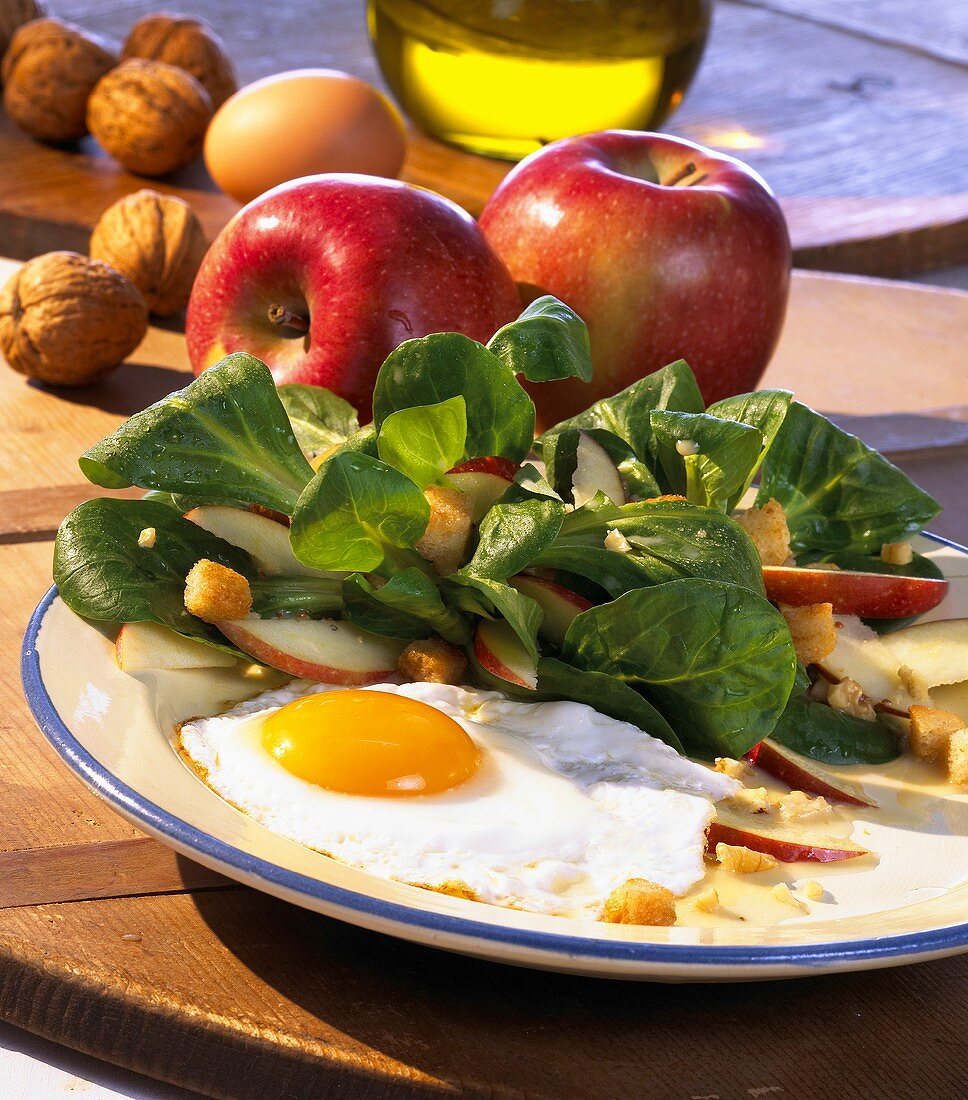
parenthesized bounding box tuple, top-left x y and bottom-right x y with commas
(769, 695, 900, 764)
(372, 333, 535, 461)
(460, 497, 565, 582)
(757, 401, 941, 554)
(276, 383, 359, 459)
(290, 451, 429, 574)
(446, 575, 543, 662)
(563, 579, 797, 758)
(79, 354, 315, 516)
(249, 576, 343, 619)
(650, 409, 763, 509)
(342, 569, 470, 644)
(534, 496, 764, 596)
(538, 359, 704, 473)
(487, 295, 593, 383)
(377, 396, 467, 489)
(54, 498, 252, 655)
(706, 389, 792, 505)
(535, 658, 684, 753)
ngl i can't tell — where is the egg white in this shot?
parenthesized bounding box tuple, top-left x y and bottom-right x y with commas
(178, 680, 738, 919)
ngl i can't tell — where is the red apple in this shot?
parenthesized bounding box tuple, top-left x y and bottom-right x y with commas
(745, 740, 876, 808)
(509, 574, 592, 647)
(708, 808, 868, 863)
(186, 175, 521, 420)
(763, 565, 948, 619)
(473, 620, 537, 690)
(478, 131, 791, 422)
(448, 457, 519, 522)
(215, 616, 404, 684)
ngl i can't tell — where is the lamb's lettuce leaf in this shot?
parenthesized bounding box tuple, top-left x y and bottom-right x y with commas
(79, 354, 314, 516)
(53, 497, 252, 655)
(534, 496, 764, 596)
(706, 389, 792, 505)
(249, 576, 343, 619)
(342, 569, 470, 644)
(562, 579, 797, 758)
(290, 452, 429, 574)
(372, 333, 535, 461)
(650, 410, 763, 509)
(276, 383, 359, 459)
(768, 695, 900, 764)
(377, 396, 467, 489)
(535, 658, 683, 753)
(757, 402, 940, 554)
(446, 575, 543, 662)
(537, 359, 704, 474)
(459, 497, 565, 583)
(487, 295, 593, 383)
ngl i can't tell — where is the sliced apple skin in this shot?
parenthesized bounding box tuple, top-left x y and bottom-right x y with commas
(707, 809, 869, 863)
(473, 619, 537, 690)
(508, 574, 592, 647)
(448, 457, 519, 523)
(116, 621, 237, 671)
(185, 505, 338, 579)
(763, 565, 948, 618)
(215, 617, 403, 684)
(745, 740, 876, 807)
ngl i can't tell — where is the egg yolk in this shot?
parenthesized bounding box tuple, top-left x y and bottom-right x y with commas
(262, 691, 481, 797)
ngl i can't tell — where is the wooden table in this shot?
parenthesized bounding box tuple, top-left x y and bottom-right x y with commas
(0, 0, 965, 276)
(1, 263, 967, 1097)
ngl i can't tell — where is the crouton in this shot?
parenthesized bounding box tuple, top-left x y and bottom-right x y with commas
(715, 843, 777, 874)
(826, 676, 875, 720)
(737, 498, 792, 566)
(184, 559, 252, 623)
(949, 728, 968, 786)
(415, 484, 473, 575)
(398, 637, 467, 685)
(780, 602, 837, 665)
(908, 705, 966, 765)
(601, 878, 676, 926)
(881, 541, 913, 566)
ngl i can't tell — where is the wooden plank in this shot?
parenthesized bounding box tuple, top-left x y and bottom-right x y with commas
(0, 0, 961, 275)
(0, 485, 143, 542)
(0, 837, 230, 909)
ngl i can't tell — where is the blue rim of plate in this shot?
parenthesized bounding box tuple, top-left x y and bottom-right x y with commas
(20, 530, 968, 972)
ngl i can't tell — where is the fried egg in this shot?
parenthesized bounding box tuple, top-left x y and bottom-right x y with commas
(178, 681, 738, 919)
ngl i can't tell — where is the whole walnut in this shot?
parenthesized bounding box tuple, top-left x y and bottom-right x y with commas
(90, 189, 208, 316)
(0, 252, 148, 385)
(2, 17, 116, 143)
(122, 13, 237, 109)
(0, 0, 45, 65)
(87, 58, 212, 177)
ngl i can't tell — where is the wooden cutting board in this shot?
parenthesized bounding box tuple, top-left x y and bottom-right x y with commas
(1, 0, 966, 276)
(1, 266, 967, 1097)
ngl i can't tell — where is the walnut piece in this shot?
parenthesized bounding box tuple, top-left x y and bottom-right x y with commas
(0, 251, 147, 385)
(87, 58, 212, 177)
(90, 190, 207, 317)
(826, 676, 876, 720)
(715, 843, 777, 874)
(2, 17, 115, 143)
(0, 0, 45, 60)
(771, 882, 806, 910)
(122, 13, 237, 108)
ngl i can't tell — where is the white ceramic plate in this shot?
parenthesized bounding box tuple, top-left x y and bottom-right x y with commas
(22, 532, 968, 982)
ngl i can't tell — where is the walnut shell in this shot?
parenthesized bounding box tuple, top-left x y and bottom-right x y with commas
(90, 189, 208, 316)
(0, 0, 45, 64)
(87, 58, 212, 177)
(122, 12, 237, 109)
(0, 251, 148, 385)
(2, 17, 116, 143)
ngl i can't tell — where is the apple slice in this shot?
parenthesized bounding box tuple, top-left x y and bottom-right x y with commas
(707, 806, 869, 863)
(881, 618, 968, 689)
(509, 574, 592, 647)
(185, 506, 338, 578)
(473, 619, 537, 690)
(763, 565, 948, 619)
(571, 431, 625, 508)
(215, 617, 404, 684)
(745, 740, 876, 807)
(448, 457, 519, 522)
(116, 622, 237, 671)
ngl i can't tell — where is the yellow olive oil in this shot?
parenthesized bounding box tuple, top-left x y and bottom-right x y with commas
(367, 0, 711, 160)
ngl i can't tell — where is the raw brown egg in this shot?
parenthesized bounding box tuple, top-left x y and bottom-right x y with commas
(205, 68, 407, 205)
